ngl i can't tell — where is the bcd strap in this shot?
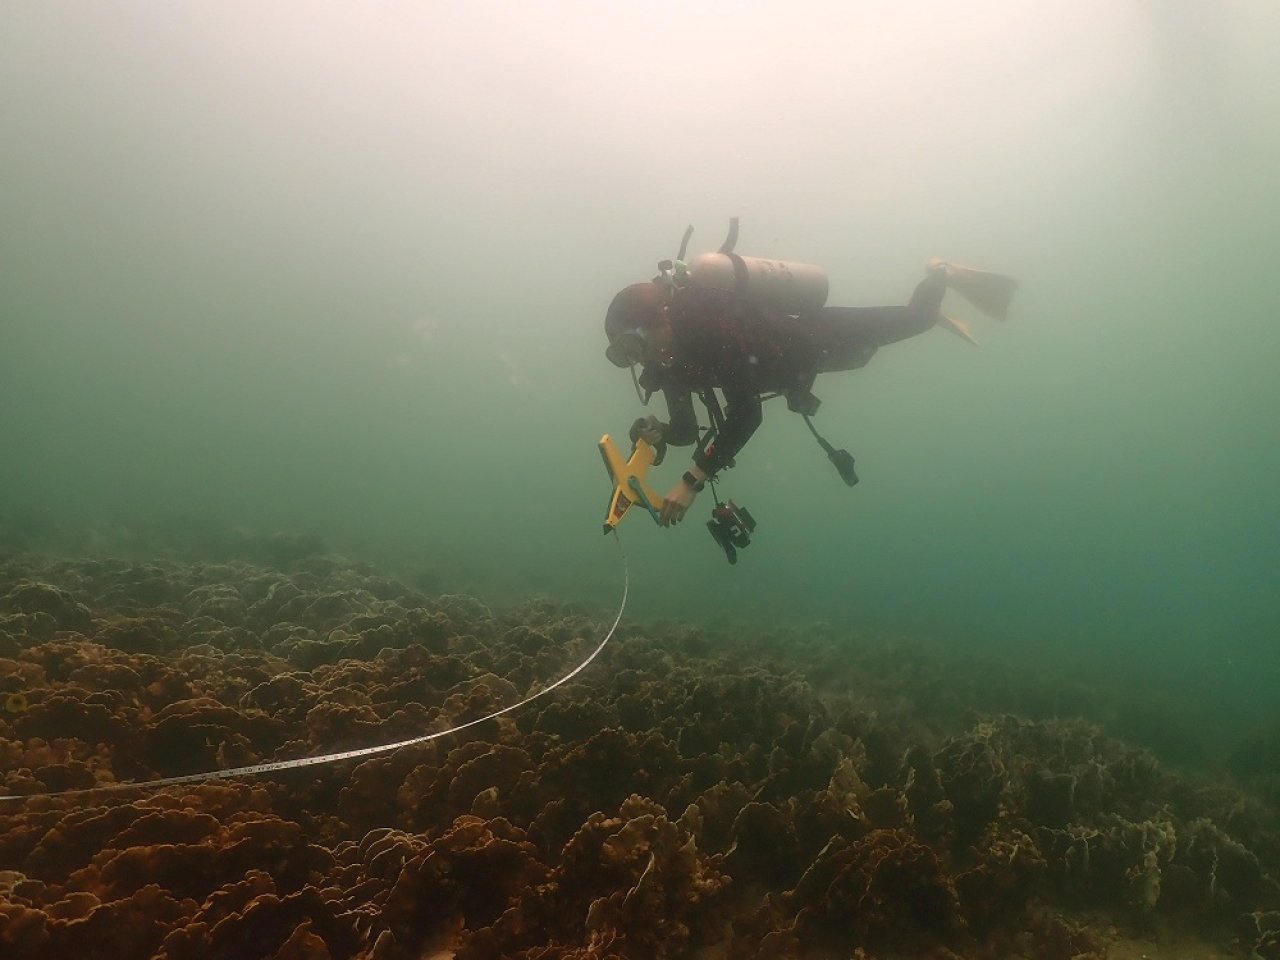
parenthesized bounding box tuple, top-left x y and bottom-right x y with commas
(698, 388, 726, 434)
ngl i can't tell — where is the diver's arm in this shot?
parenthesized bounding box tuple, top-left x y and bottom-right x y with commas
(659, 348, 764, 527)
(628, 388, 696, 453)
(658, 290, 762, 526)
(662, 388, 698, 446)
(660, 388, 762, 527)
(692, 383, 762, 478)
(656, 383, 716, 527)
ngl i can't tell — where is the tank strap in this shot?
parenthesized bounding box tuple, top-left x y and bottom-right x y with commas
(698, 387, 726, 435)
(726, 252, 751, 298)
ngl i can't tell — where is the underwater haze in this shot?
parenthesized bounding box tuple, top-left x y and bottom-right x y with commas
(2, 1, 1278, 739)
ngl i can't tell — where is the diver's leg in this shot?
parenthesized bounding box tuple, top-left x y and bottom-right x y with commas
(812, 268, 948, 373)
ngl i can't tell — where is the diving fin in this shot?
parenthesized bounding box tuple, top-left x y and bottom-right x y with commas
(928, 258, 1018, 322)
(938, 313, 979, 346)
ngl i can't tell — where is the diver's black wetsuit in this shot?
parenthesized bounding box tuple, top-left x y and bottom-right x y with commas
(643, 270, 948, 477)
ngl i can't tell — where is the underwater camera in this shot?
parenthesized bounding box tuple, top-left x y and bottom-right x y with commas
(707, 500, 757, 565)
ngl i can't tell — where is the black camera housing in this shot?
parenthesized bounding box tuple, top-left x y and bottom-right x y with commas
(707, 500, 757, 565)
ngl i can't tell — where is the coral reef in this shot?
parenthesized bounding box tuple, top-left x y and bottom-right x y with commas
(0, 553, 1277, 959)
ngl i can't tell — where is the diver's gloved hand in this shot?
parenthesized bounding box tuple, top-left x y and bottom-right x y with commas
(629, 415, 667, 447)
(659, 467, 706, 527)
(659, 482, 695, 527)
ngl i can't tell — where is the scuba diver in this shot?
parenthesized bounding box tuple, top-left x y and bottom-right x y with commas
(603, 221, 1017, 546)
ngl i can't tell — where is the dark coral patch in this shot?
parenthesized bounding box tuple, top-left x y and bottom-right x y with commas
(0, 553, 1276, 960)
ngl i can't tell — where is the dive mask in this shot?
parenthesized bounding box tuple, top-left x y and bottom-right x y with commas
(605, 327, 648, 368)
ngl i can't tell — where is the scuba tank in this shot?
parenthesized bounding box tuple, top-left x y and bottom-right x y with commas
(664, 217, 829, 317)
(683, 252, 828, 316)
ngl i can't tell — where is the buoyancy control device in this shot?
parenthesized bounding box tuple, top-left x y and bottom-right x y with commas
(658, 218, 858, 480)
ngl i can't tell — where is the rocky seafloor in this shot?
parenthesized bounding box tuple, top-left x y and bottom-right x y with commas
(1, 551, 1278, 959)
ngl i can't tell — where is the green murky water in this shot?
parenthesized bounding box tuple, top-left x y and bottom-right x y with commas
(2, 2, 1276, 755)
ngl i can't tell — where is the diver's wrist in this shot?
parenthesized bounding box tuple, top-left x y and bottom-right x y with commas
(682, 467, 707, 492)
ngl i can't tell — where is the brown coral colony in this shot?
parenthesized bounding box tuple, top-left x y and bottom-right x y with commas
(1, 557, 1278, 959)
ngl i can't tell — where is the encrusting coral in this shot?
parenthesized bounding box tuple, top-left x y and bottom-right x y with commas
(0, 553, 1277, 959)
